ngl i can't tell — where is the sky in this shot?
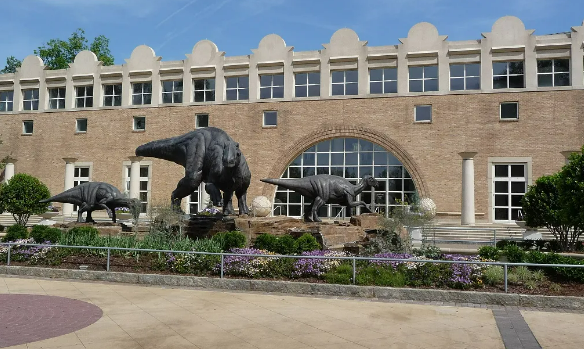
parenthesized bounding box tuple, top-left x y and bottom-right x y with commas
(1, 0, 583, 67)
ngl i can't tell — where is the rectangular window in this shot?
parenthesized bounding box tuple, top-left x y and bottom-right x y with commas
(125, 165, 150, 214)
(537, 59, 570, 87)
(414, 105, 432, 122)
(48, 87, 66, 109)
(295, 72, 320, 97)
(260, 74, 284, 99)
(22, 120, 33, 134)
(73, 166, 90, 211)
(75, 86, 93, 108)
(132, 82, 152, 105)
(263, 111, 277, 127)
(103, 84, 122, 107)
(331, 70, 358, 96)
(409, 65, 438, 92)
(450, 63, 480, 91)
(493, 61, 524, 89)
(133, 116, 146, 131)
(196, 114, 208, 128)
(76, 118, 87, 133)
(193, 78, 215, 102)
(370, 68, 397, 94)
(162, 80, 183, 104)
(493, 163, 526, 221)
(500, 102, 518, 120)
(0, 91, 13, 112)
(226, 76, 249, 101)
(23, 89, 39, 111)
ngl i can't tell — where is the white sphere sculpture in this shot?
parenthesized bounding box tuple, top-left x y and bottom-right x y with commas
(251, 196, 272, 217)
(418, 197, 437, 218)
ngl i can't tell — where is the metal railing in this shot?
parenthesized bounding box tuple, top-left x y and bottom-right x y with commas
(2, 242, 584, 293)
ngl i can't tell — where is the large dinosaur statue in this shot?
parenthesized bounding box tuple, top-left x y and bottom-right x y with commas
(261, 174, 379, 222)
(135, 127, 251, 215)
(40, 182, 131, 223)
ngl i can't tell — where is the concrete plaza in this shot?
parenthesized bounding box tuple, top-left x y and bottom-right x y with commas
(1, 276, 583, 348)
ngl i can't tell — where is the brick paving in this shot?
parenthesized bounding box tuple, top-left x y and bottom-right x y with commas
(0, 294, 102, 348)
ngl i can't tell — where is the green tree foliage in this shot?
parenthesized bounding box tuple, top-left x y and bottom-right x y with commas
(522, 146, 584, 251)
(0, 174, 51, 226)
(0, 56, 22, 74)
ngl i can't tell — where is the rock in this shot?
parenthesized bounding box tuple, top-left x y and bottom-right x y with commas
(350, 213, 382, 229)
(250, 196, 271, 217)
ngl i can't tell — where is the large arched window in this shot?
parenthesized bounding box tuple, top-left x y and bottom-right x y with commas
(273, 138, 417, 219)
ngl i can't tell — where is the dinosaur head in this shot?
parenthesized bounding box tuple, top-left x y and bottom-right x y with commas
(362, 175, 379, 189)
(223, 141, 241, 168)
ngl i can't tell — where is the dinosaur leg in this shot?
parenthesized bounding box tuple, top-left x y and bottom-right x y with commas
(304, 201, 315, 222)
(77, 203, 91, 223)
(222, 188, 235, 215)
(96, 203, 113, 222)
(236, 192, 249, 215)
(205, 183, 223, 207)
(311, 197, 325, 223)
(85, 210, 95, 223)
(171, 171, 203, 212)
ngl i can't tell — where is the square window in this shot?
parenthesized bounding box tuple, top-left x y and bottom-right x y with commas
(196, 114, 209, 128)
(48, 87, 66, 109)
(415, 105, 432, 122)
(0, 91, 14, 112)
(193, 78, 215, 102)
(263, 111, 277, 127)
(500, 102, 518, 120)
(133, 116, 146, 131)
(331, 70, 358, 96)
(22, 120, 33, 134)
(103, 84, 122, 107)
(76, 118, 87, 133)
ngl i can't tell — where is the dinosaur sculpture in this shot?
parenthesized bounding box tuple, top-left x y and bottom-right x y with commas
(135, 127, 251, 215)
(40, 182, 131, 223)
(261, 174, 379, 222)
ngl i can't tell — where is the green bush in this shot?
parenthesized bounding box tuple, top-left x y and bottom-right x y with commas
(524, 251, 584, 282)
(496, 239, 516, 250)
(413, 244, 442, 259)
(296, 233, 321, 253)
(253, 233, 278, 252)
(2, 224, 28, 242)
(356, 265, 407, 287)
(0, 174, 51, 226)
(478, 246, 500, 260)
(274, 235, 298, 255)
(30, 225, 62, 243)
(504, 245, 525, 263)
(212, 231, 246, 251)
(324, 264, 353, 284)
(482, 265, 504, 286)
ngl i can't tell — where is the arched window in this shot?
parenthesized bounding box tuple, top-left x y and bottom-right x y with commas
(273, 138, 417, 219)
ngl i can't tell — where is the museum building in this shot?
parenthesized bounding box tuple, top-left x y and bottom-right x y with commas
(0, 15, 583, 225)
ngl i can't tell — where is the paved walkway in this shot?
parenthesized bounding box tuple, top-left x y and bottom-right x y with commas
(0, 276, 582, 349)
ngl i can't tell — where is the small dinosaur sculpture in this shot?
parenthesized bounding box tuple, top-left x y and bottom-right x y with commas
(261, 174, 379, 222)
(40, 182, 131, 223)
(135, 127, 251, 215)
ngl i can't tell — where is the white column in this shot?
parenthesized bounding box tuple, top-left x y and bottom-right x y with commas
(3, 157, 16, 183)
(129, 156, 143, 199)
(459, 152, 477, 225)
(201, 183, 211, 208)
(62, 157, 78, 217)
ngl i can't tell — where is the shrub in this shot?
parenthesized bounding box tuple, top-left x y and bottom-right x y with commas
(0, 174, 51, 226)
(30, 225, 62, 243)
(274, 235, 298, 255)
(482, 265, 504, 286)
(0, 224, 4, 232)
(413, 244, 442, 259)
(218, 248, 278, 277)
(2, 224, 28, 242)
(253, 233, 277, 252)
(478, 246, 500, 260)
(512, 266, 532, 283)
(296, 233, 321, 253)
(67, 226, 99, 239)
(504, 245, 525, 263)
(293, 250, 347, 278)
(496, 240, 516, 250)
(212, 231, 246, 251)
(356, 265, 407, 287)
(324, 264, 353, 285)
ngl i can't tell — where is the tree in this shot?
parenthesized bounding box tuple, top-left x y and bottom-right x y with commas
(0, 174, 51, 226)
(0, 56, 22, 74)
(522, 146, 584, 251)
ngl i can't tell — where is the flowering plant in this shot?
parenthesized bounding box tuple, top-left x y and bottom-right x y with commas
(46, 205, 59, 212)
(115, 207, 130, 214)
(293, 250, 348, 278)
(216, 248, 279, 277)
(0, 238, 53, 263)
(197, 207, 221, 216)
(442, 254, 487, 288)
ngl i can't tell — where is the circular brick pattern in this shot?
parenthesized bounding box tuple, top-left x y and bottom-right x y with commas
(0, 294, 103, 348)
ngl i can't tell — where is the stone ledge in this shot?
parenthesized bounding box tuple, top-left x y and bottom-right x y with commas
(1, 266, 583, 310)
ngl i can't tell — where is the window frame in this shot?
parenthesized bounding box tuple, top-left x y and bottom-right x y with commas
(193, 78, 216, 102)
(124, 164, 151, 215)
(225, 76, 249, 101)
(449, 63, 481, 91)
(294, 72, 320, 98)
(500, 102, 519, 120)
(161, 80, 183, 104)
(133, 116, 146, 131)
(408, 65, 439, 92)
(76, 118, 88, 133)
(536, 58, 570, 87)
(492, 61, 525, 89)
(22, 120, 34, 135)
(0, 91, 14, 112)
(48, 87, 66, 110)
(369, 68, 398, 94)
(132, 82, 153, 105)
(75, 86, 93, 108)
(103, 84, 122, 107)
(22, 88, 39, 111)
(259, 74, 284, 99)
(196, 114, 209, 128)
(331, 70, 358, 96)
(263, 110, 278, 127)
(414, 105, 433, 123)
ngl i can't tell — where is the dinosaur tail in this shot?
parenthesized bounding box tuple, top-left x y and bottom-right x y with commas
(39, 187, 80, 204)
(260, 178, 307, 191)
(135, 136, 186, 165)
